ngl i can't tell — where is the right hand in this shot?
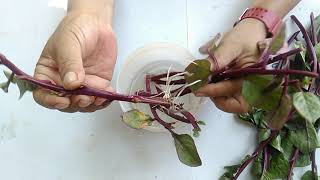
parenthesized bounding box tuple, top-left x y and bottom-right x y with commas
(33, 12, 117, 112)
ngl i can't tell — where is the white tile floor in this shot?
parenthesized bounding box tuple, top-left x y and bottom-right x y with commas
(0, 0, 319, 179)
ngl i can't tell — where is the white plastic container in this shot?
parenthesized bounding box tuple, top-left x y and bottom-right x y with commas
(116, 43, 202, 132)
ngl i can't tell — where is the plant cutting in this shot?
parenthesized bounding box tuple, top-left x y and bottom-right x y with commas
(1, 12, 320, 179)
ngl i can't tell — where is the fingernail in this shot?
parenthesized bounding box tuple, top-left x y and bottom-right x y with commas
(64, 72, 78, 84)
(55, 103, 69, 110)
(195, 93, 205, 97)
(78, 100, 91, 108)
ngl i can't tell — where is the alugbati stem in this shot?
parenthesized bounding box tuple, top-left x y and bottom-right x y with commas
(0, 54, 170, 106)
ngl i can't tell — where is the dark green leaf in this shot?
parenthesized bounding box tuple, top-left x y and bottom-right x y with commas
(293, 92, 320, 123)
(294, 42, 310, 70)
(288, 119, 320, 154)
(121, 109, 153, 129)
(281, 137, 311, 167)
(197, 121, 206, 126)
(172, 134, 202, 167)
(296, 153, 311, 167)
(301, 171, 320, 180)
(270, 135, 284, 152)
(261, 172, 273, 180)
(185, 59, 211, 92)
(219, 164, 240, 180)
(242, 75, 282, 111)
(270, 25, 286, 54)
(258, 128, 270, 143)
(251, 152, 263, 178)
(266, 95, 292, 130)
(268, 153, 290, 179)
(193, 129, 200, 138)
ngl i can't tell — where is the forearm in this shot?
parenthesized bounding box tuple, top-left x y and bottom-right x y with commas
(67, 0, 114, 23)
(252, 0, 301, 18)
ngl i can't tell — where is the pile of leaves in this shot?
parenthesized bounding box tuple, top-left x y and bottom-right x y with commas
(1, 12, 320, 179)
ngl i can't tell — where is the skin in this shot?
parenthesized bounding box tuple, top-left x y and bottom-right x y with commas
(33, 0, 300, 113)
(195, 0, 301, 113)
(33, 0, 116, 112)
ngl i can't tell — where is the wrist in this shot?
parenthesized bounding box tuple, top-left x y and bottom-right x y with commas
(235, 18, 268, 38)
(68, 0, 114, 24)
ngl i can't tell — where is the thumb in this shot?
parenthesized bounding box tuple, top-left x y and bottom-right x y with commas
(55, 36, 85, 90)
(208, 40, 243, 71)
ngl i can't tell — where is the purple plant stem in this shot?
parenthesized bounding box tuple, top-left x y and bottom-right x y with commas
(233, 131, 279, 180)
(288, 31, 300, 45)
(215, 68, 318, 82)
(181, 111, 201, 131)
(310, 12, 318, 45)
(150, 72, 184, 81)
(269, 48, 302, 64)
(157, 107, 190, 124)
(145, 75, 175, 133)
(0, 54, 170, 106)
(287, 149, 300, 180)
(291, 15, 318, 74)
(262, 147, 269, 173)
(152, 79, 186, 85)
(153, 84, 200, 130)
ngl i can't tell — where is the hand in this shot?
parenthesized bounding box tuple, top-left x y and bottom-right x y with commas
(33, 12, 117, 112)
(195, 19, 268, 113)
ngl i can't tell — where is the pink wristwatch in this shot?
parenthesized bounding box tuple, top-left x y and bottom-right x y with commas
(235, 7, 282, 38)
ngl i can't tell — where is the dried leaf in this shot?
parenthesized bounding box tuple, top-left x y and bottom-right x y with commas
(121, 109, 153, 129)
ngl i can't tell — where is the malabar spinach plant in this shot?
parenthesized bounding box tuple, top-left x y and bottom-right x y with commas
(1, 12, 320, 179)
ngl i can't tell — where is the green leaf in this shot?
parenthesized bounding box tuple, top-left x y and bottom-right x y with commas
(268, 153, 290, 179)
(288, 119, 320, 154)
(296, 153, 312, 167)
(185, 59, 211, 92)
(270, 135, 284, 152)
(172, 134, 202, 167)
(260, 172, 273, 180)
(0, 82, 8, 92)
(281, 136, 311, 167)
(121, 109, 153, 129)
(2, 71, 36, 98)
(219, 164, 240, 180)
(266, 95, 292, 130)
(258, 128, 270, 143)
(270, 25, 286, 54)
(242, 75, 282, 111)
(294, 42, 310, 70)
(315, 43, 320, 63)
(197, 121, 206, 126)
(16, 79, 37, 99)
(293, 92, 320, 123)
(262, 75, 283, 93)
(301, 171, 320, 180)
(251, 152, 263, 178)
(193, 129, 200, 138)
